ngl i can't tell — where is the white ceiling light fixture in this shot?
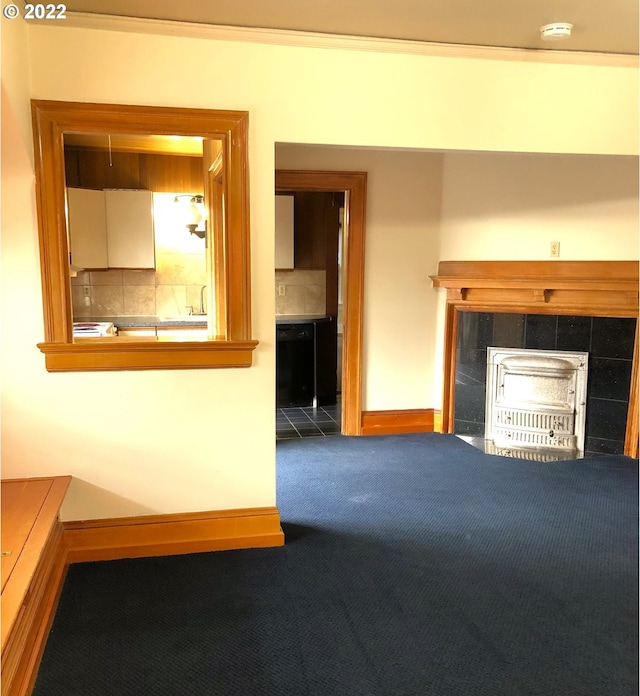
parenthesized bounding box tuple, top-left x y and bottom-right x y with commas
(540, 22, 573, 41)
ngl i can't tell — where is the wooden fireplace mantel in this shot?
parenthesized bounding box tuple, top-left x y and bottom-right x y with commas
(431, 260, 639, 458)
(430, 260, 639, 316)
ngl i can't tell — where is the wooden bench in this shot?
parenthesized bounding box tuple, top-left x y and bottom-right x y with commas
(1, 477, 71, 696)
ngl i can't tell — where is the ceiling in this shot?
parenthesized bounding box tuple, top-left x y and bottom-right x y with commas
(61, 0, 638, 55)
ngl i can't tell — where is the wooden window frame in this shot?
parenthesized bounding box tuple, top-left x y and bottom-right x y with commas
(31, 100, 257, 372)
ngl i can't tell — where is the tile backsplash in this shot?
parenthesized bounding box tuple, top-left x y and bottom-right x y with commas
(75, 267, 326, 318)
(71, 267, 207, 318)
(275, 270, 326, 315)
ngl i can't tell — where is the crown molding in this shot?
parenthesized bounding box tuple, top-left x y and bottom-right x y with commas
(30, 12, 639, 68)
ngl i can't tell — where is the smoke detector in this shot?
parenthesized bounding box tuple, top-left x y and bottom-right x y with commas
(540, 23, 573, 41)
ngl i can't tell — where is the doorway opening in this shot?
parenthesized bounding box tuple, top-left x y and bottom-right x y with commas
(275, 171, 367, 436)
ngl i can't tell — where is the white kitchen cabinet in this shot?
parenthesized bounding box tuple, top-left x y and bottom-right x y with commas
(105, 189, 155, 269)
(275, 194, 294, 269)
(66, 188, 155, 270)
(67, 188, 108, 269)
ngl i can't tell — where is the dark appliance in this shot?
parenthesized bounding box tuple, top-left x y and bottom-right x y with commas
(276, 323, 315, 407)
(314, 318, 337, 407)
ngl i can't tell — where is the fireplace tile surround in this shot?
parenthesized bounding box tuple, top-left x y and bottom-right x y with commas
(454, 313, 635, 456)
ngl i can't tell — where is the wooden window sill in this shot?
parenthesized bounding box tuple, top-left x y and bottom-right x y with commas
(37, 337, 259, 372)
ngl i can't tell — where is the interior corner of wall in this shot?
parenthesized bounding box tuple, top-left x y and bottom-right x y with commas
(2, 18, 35, 166)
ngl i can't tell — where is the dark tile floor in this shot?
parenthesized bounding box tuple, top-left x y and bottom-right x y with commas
(276, 401, 341, 439)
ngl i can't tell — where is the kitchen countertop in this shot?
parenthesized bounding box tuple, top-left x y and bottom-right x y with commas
(276, 314, 332, 324)
(74, 315, 208, 328)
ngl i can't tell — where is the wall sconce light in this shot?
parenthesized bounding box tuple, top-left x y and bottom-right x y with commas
(174, 194, 207, 239)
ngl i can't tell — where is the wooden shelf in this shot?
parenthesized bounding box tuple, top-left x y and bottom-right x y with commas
(431, 260, 639, 316)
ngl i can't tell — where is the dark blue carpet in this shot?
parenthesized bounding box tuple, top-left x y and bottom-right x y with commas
(34, 433, 638, 695)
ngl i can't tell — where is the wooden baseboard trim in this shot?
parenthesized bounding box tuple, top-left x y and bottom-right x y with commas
(63, 506, 285, 564)
(361, 408, 439, 436)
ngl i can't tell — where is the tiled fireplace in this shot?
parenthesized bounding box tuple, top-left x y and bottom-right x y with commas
(454, 313, 635, 456)
(431, 261, 639, 460)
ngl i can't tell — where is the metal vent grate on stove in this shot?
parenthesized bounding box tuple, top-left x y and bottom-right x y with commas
(495, 408, 573, 432)
(494, 407, 575, 448)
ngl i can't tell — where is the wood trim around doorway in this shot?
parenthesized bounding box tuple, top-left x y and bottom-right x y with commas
(276, 170, 367, 436)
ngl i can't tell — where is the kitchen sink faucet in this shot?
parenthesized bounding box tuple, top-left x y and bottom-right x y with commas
(199, 285, 207, 315)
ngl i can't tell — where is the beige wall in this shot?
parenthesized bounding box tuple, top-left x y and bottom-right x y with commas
(26, 23, 639, 156)
(1, 26, 277, 521)
(1, 18, 637, 520)
(440, 151, 639, 260)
